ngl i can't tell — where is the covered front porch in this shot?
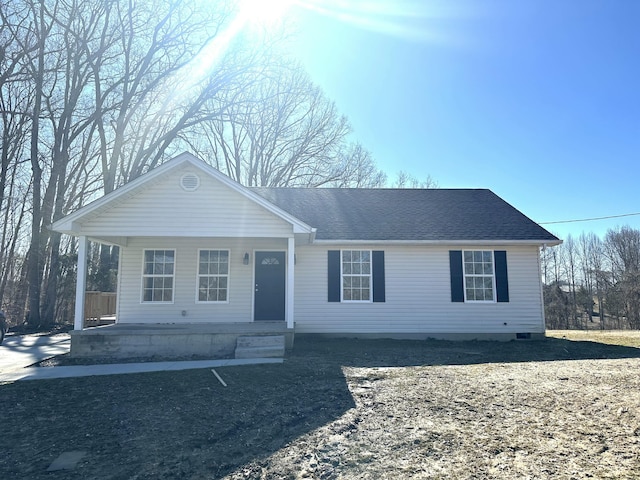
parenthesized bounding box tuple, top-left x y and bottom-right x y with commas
(69, 235, 302, 359)
(51, 154, 317, 359)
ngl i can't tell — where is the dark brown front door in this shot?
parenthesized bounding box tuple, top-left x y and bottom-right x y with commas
(254, 251, 286, 321)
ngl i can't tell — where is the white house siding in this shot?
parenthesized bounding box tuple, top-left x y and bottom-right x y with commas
(78, 165, 293, 238)
(117, 237, 288, 324)
(294, 244, 545, 335)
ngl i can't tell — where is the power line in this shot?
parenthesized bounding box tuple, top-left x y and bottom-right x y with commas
(539, 212, 640, 225)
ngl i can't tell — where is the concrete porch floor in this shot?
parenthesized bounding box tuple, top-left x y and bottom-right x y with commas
(70, 322, 293, 359)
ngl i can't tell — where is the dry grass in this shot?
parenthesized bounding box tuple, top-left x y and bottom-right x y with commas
(1, 332, 639, 479)
(547, 329, 640, 347)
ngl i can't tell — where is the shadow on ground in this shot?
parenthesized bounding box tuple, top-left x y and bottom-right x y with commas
(0, 360, 355, 479)
(291, 334, 640, 368)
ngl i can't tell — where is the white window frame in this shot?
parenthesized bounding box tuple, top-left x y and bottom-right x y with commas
(341, 249, 372, 303)
(141, 249, 176, 304)
(462, 250, 496, 303)
(196, 249, 230, 304)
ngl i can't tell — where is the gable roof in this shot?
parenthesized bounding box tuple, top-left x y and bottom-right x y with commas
(51, 152, 315, 238)
(252, 187, 560, 244)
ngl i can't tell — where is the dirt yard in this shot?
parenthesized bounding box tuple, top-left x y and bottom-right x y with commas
(1, 332, 639, 479)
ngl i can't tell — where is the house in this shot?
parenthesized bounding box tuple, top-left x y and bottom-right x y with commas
(51, 152, 561, 358)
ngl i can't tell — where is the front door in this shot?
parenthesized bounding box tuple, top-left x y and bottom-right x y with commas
(254, 251, 286, 321)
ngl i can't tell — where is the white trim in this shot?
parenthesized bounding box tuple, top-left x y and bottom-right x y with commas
(340, 249, 373, 303)
(537, 246, 547, 331)
(314, 239, 562, 246)
(195, 248, 230, 304)
(462, 250, 497, 303)
(287, 238, 295, 329)
(140, 248, 176, 304)
(74, 236, 88, 330)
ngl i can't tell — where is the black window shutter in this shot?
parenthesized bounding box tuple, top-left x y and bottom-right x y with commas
(449, 250, 464, 302)
(494, 250, 510, 302)
(327, 250, 341, 302)
(372, 251, 385, 302)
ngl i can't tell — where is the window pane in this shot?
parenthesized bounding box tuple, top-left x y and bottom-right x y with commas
(462, 251, 495, 302)
(341, 250, 372, 302)
(143, 250, 175, 302)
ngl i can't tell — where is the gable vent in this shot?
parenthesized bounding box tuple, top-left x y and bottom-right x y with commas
(180, 173, 200, 192)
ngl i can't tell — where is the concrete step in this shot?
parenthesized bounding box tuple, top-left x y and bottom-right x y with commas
(235, 335, 285, 359)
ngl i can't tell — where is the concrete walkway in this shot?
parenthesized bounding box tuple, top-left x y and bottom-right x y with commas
(0, 333, 283, 383)
(0, 357, 283, 383)
(0, 333, 71, 373)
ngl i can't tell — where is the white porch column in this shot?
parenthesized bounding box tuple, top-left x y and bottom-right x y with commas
(74, 235, 88, 330)
(286, 237, 295, 329)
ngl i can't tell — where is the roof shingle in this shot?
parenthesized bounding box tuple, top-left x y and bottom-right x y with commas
(251, 187, 559, 242)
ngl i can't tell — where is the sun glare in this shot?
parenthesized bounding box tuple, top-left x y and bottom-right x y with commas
(295, 0, 461, 43)
(239, 0, 295, 28)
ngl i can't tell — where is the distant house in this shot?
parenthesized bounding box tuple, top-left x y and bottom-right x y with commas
(52, 152, 561, 358)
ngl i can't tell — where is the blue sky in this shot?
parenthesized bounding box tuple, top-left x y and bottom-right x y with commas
(282, 0, 640, 241)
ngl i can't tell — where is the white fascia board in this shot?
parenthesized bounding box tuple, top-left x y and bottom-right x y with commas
(311, 239, 563, 247)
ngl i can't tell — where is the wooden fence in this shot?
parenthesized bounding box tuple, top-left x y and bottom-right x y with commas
(84, 291, 117, 327)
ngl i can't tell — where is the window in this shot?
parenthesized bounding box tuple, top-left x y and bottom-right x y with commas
(463, 250, 495, 301)
(450, 250, 509, 303)
(342, 250, 371, 302)
(142, 250, 175, 302)
(197, 250, 229, 302)
(328, 250, 385, 303)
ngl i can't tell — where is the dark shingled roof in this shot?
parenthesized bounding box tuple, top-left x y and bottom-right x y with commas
(251, 188, 559, 242)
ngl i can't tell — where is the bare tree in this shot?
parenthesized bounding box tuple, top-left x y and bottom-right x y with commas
(604, 226, 640, 328)
(392, 170, 438, 189)
(190, 59, 386, 187)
